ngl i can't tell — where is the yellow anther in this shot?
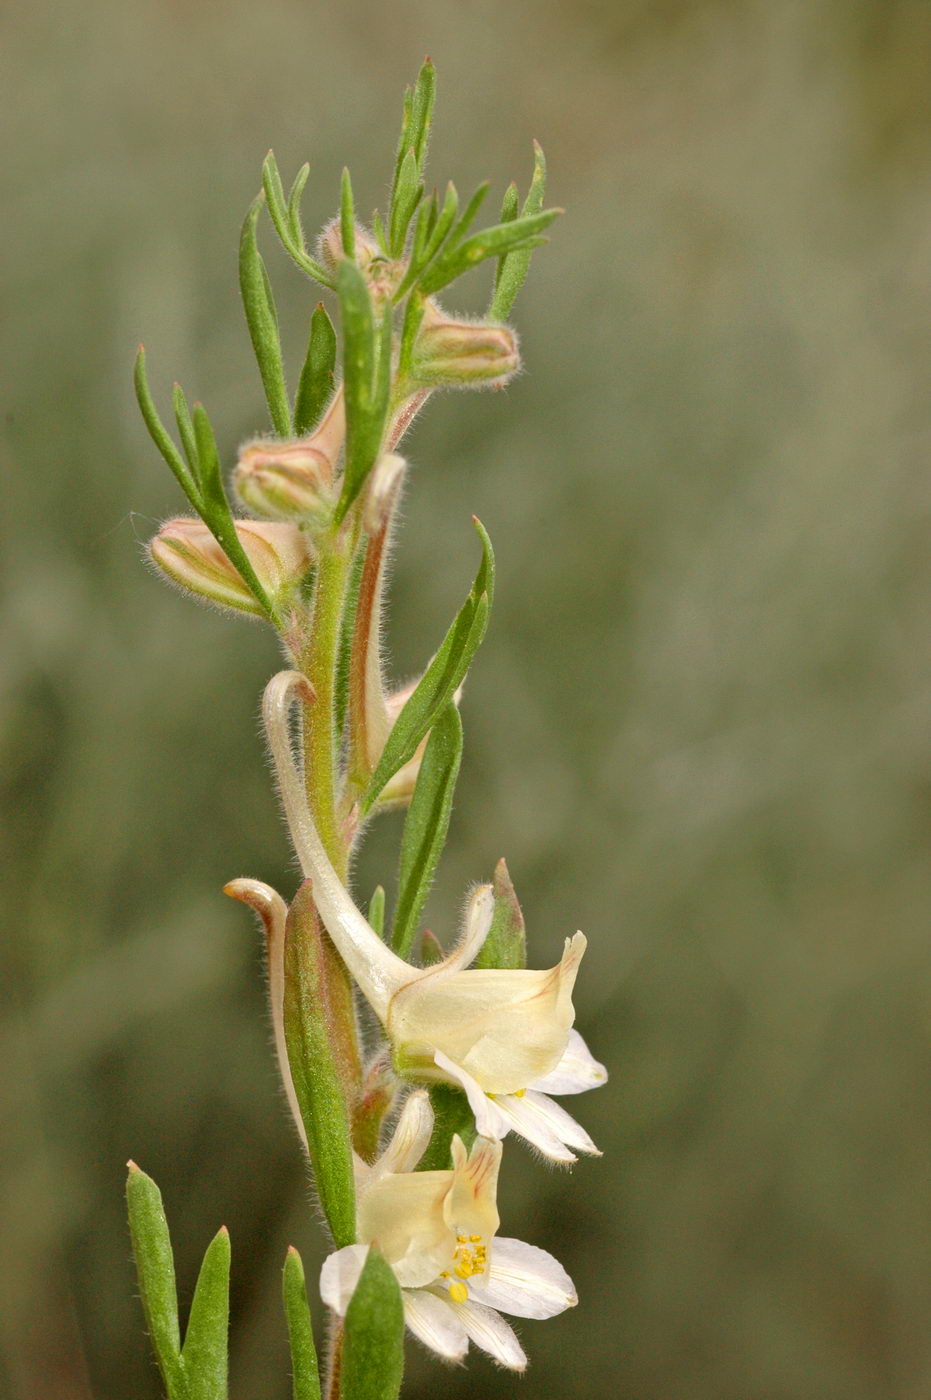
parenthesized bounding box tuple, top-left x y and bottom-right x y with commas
(440, 1271, 450, 1280)
(448, 1281, 468, 1303)
(513, 1088, 526, 1098)
(457, 1234, 467, 1243)
(469, 1234, 482, 1243)
(454, 1263, 471, 1279)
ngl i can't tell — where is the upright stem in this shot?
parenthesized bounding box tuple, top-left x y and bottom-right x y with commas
(299, 525, 356, 875)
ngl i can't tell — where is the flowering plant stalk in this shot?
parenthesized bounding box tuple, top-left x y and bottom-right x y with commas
(127, 62, 606, 1399)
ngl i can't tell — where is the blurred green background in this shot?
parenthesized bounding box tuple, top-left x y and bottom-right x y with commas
(3, 1, 931, 1396)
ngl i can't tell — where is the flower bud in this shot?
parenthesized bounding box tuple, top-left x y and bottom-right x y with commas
(317, 218, 380, 274)
(234, 440, 335, 525)
(410, 303, 520, 389)
(149, 517, 312, 617)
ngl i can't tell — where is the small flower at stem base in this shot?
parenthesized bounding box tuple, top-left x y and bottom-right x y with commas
(321, 1093, 577, 1371)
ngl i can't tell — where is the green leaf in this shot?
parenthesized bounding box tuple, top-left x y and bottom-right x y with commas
(283, 1248, 322, 1400)
(474, 858, 527, 970)
(340, 167, 356, 261)
(126, 1162, 187, 1399)
(363, 518, 494, 812)
(491, 141, 549, 320)
(408, 58, 436, 170)
(340, 1250, 404, 1400)
(263, 152, 335, 288)
(288, 163, 311, 246)
(367, 886, 386, 940)
(335, 261, 391, 521)
(172, 382, 200, 476)
(181, 1228, 230, 1400)
(190, 404, 279, 623)
(419, 205, 560, 297)
(415, 1085, 477, 1171)
(283, 882, 357, 1247)
(392, 703, 463, 959)
(134, 347, 202, 510)
(389, 147, 422, 257)
(295, 303, 337, 436)
(240, 196, 291, 436)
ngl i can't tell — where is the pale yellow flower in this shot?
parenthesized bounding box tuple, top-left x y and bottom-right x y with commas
(321, 1092, 577, 1369)
(262, 671, 607, 1161)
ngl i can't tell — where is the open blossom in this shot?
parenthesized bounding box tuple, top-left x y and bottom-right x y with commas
(320, 1091, 576, 1370)
(263, 670, 607, 1161)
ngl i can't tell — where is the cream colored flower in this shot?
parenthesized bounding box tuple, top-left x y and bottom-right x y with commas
(148, 517, 312, 617)
(262, 670, 607, 1162)
(320, 1092, 576, 1370)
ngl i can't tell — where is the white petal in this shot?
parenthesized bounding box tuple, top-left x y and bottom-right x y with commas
(375, 1090, 434, 1177)
(529, 1028, 608, 1097)
(433, 1051, 512, 1140)
(452, 1299, 527, 1371)
(491, 1093, 579, 1163)
(319, 1244, 369, 1315)
(523, 1090, 601, 1155)
(482, 1237, 578, 1320)
(403, 1289, 468, 1361)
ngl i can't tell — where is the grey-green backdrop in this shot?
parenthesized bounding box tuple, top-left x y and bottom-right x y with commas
(4, 1, 931, 1397)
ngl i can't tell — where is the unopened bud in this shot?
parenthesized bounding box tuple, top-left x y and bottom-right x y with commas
(410, 303, 520, 389)
(234, 440, 335, 525)
(149, 517, 312, 617)
(317, 218, 380, 274)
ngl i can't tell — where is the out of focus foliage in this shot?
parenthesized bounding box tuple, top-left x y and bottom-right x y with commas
(3, 2, 931, 1397)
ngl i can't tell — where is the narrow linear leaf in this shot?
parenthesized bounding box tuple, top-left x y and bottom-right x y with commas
(444, 180, 491, 255)
(191, 404, 279, 622)
(372, 209, 388, 253)
(181, 1228, 230, 1400)
(263, 152, 335, 288)
(283, 882, 357, 1247)
(340, 1250, 404, 1400)
(474, 857, 527, 970)
(283, 1248, 322, 1400)
(363, 518, 494, 812)
(392, 703, 463, 959)
(397, 291, 425, 382)
(420, 206, 560, 297)
(295, 303, 337, 436)
(126, 1163, 187, 1399)
(172, 383, 200, 477)
(389, 147, 422, 257)
(340, 168, 356, 261)
(288, 163, 311, 246)
(491, 141, 549, 320)
(240, 196, 291, 436)
(408, 58, 436, 170)
(336, 263, 391, 521)
(367, 886, 386, 940)
(134, 347, 202, 510)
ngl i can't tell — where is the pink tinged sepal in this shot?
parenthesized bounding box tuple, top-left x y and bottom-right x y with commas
(410, 301, 520, 390)
(149, 517, 312, 618)
(233, 440, 335, 525)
